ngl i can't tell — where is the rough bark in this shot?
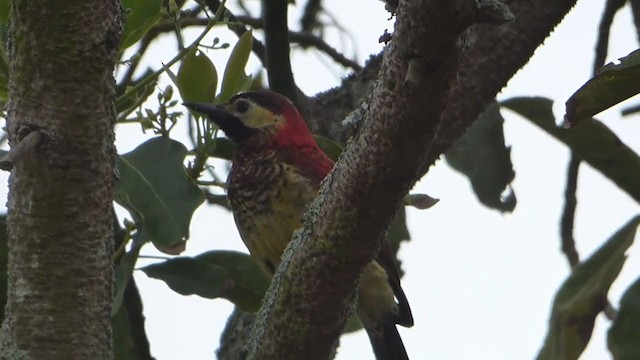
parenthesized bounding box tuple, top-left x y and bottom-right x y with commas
(246, 1, 489, 359)
(0, 1, 122, 359)
(219, 0, 580, 356)
(429, 0, 579, 165)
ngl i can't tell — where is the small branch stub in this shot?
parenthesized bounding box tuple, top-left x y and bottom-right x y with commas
(0, 130, 42, 171)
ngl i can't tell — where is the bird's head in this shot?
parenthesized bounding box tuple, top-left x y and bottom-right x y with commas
(184, 91, 315, 149)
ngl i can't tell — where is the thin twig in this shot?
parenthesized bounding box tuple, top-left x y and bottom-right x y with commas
(629, 0, 640, 42)
(0, 130, 42, 171)
(263, 0, 298, 102)
(290, 31, 361, 71)
(117, 4, 204, 92)
(117, 36, 153, 93)
(146, 16, 361, 71)
(115, 3, 227, 112)
(593, 0, 626, 74)
(204, 0, 267, 63)
(622, 103, 640, 116)
(300, 0, 322, 33)
(560, 155, 580, 268)
(558, 0, 626, 321)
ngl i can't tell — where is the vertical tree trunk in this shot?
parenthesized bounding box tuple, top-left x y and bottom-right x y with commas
(0, 1, 122, 359)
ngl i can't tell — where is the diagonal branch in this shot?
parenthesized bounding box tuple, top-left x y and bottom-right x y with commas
(427, 0, 579, 165)
(300, 0, 322, 32)
(263, 0, 298, 103)
(561, 154, 581, 267)
(142, 16, 362, 71)
(219, 0, 584, 355)
(290, 31, 362, 71)
(246, 1, 512, 359)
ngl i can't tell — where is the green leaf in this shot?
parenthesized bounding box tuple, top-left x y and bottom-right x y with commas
(112, 273, 153, 360)
(112, 302, 138, 360)
(313, 135, 343, 162)
(537, 215, 640, 360)
(112, 242, 142, 316)
(343, 315, 362, 334)
(206, 137, 236, 161)
(177, 48, 217, 105)
(502, 97, 640, 204)
(120, 0, 162, 50)
(141, 250, 270, 312)
(566, 49, 640, 126)
(219, 31, 253, 103)
(195, 250, 270, 310)
(445, 101, 516, 212)
(115, 137, 205, 253)
(0, 0, 9, 24)
(608, 277, 640, 360)
(0, 0, 11, 25)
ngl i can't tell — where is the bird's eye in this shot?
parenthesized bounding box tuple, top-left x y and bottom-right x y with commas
(235, 100, 250, 114)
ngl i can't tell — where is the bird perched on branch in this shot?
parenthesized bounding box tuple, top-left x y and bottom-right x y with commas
(185, 91, 413, 360)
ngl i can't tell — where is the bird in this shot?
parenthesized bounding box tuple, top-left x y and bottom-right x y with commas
(184, 90, 413, 360)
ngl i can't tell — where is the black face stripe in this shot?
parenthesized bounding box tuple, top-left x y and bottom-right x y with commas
(231, 91, 292, 115)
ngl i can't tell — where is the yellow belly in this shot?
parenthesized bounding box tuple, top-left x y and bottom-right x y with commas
(233, 163, 316, 272)
(231, 163, 398, 331)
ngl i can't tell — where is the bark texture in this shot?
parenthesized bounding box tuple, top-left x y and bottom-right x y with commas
(429, 0, 579, 165)
(246, 1, 480, 358)
(219, 1, 580, 357)
(0, 1, 122, 359)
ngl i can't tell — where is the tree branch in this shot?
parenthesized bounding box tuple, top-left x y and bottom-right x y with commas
(560, 0, 622, 270)
(204, 0, 267, 63)
(263, 0, 298, 103)
(629, 0, 640, 42)
(144, 16, 362, 71)
(246, 2, 505, 359)
(290, 31, 362, 71)
(300, 0, 322, 33)
(594, 0, 627, 74)
(426, 0, 579, 166)
(560, 154, 581, 267)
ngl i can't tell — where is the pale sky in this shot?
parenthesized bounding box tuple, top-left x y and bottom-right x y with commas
(107, 1, 640, 359)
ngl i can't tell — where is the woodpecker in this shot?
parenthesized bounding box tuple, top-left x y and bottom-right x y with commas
(185, 91, 413, 360)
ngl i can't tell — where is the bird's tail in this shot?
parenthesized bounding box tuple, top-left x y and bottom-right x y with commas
(366, 320, 409, 360)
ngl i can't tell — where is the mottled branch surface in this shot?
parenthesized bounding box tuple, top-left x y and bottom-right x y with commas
(428, 0, 578, 165)
(0, 1, 121, 359)
(220, 0, 581, 357)
(246, 1, 483, 359)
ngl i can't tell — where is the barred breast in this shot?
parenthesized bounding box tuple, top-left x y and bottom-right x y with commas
(227, 149, 318, 273)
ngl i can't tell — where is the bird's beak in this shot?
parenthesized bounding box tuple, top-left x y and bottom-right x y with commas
(183, 102, 256, 143)
(183, 102, 230, 120)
